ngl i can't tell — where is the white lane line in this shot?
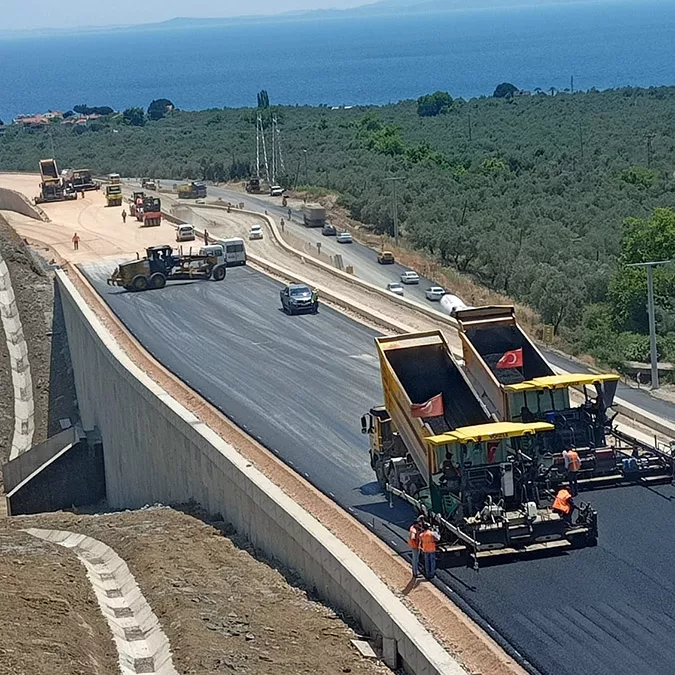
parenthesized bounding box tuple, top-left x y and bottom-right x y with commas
(0, 256, 34, 459)
(25, 528, 179, 675)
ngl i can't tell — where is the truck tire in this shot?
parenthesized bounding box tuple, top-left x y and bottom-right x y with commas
(149, 273, 166, 290)
(131, 275, 148, 292)
(212, 265, 226, 281)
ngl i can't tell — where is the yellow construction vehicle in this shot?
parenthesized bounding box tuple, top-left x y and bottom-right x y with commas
(454, 306, 674, 487)
(362, 330, 598, 564)
(105, 173, 123, 207)
(107, 244, 227, 292)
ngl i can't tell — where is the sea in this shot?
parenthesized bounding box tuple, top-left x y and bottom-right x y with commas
(0, 0, 674, 122)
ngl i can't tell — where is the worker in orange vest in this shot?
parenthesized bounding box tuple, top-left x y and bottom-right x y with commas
(562, 448, 581, 495)
(552, 486, 575, 525)
(419, 524, 441, 580)
(408, 517, 424, 579)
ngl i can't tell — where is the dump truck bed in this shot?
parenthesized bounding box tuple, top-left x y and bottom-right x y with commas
(376, 331, 492, 481)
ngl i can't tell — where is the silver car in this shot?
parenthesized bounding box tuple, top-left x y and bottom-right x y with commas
(425, 286, 446, 301)
(400, 270, 420, 284)
(386, 282, 405, 296)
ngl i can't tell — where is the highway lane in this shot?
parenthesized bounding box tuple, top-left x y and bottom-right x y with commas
(82, 260, 675, 675)
(123, 177, 675, 425)
(124, 178, 440, 305)
(200, 184, 675, 425)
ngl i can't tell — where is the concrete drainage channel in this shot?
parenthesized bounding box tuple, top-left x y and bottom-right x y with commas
(0, 253, 34, 459)
(25, 528, 178, 675)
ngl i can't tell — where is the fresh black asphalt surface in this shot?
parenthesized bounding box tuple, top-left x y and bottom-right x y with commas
(83, 261, 675, 675)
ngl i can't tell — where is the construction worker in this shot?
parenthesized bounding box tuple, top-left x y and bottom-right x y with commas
(121, 209, 127, 223)
(419, 523, 441, 580)
(288, 208, 292, 220)
(311, 288, 319, 313)
(552, 486, 575, 525)
(280, 218, 285, 232)
(408, 516, 424, 579)
(562, 448, 581, 495)
(72, 232, 80, 251)
(203, 229, 210, 245)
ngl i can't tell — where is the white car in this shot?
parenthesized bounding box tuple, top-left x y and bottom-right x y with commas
(336, 232, 353, 244)
(176, 224, 196, 242)
(425, 286, 446, 301)
(270, 185, 284, 196)
(386, 282, 405, 296)
(249, 224, 263, 240)
(400, 270, 420, 284)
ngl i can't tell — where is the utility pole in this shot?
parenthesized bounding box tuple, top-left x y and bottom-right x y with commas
(303, 149, 308, 185)
(467, 112, 472, 142)
(570, 75, 574, 94)
(578, 122, 584, 163)
(646, 132, 655, 169)
(386, 176, 405, 247)
(627, 259, 672, 390)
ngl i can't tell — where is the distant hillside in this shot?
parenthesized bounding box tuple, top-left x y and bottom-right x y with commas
(0, 0, 624, 39)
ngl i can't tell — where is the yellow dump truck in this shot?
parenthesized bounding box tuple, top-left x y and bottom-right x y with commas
(455, 306, 672, 486)
(35, 158, 77, 204)
(104, 173, 123, 207)
(361, 331, 598, 562)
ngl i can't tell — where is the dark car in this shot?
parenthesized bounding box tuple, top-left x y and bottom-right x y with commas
(321, 224, 337, 236)
(280, 283, 318, 315)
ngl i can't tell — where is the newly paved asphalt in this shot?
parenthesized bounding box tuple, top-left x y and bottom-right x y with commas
(126, 177, 675, 425)
(82, 261, 675, 675)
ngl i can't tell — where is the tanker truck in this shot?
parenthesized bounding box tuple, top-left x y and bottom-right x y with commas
(454, 306, 673, 487)
(361, 330, 598, 564)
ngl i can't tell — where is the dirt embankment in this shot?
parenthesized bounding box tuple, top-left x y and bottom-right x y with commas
(0, 526, 118, 675)
(0, 214, 79, 467)
(8, 507, 393, 675)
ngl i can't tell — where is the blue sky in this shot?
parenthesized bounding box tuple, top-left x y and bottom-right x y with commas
(2, 0, 374, 30)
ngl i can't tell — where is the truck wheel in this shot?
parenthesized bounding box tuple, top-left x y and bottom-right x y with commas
(131, 275, 148, 292)
(149, 273, 166, 289)
(212, 265, 226, 281)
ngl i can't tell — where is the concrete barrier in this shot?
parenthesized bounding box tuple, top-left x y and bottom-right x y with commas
(0, 186, 48, 221)
(192, 203, 675, 441)
(56, 269, 464, 675)
(169, 202, 675, 445)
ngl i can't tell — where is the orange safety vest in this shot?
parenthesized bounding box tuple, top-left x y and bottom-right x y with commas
(408, 525, 419, 549)
(552, 488, 573, 515)
(567, 449, 581, 472)
(419, 528, 438, 553)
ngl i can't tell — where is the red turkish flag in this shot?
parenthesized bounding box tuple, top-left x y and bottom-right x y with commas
(411, 393, 444, 418)
(497, 348, 523, 369)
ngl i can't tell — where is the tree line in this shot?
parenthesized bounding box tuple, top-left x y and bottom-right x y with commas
(2, 86, 675, 368)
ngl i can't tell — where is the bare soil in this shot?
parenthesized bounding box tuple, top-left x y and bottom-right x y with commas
(0, 525, 118, 675)
(9, 507, 393, 675)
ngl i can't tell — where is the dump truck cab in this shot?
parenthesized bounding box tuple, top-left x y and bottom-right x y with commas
(245, 178, 261, 193)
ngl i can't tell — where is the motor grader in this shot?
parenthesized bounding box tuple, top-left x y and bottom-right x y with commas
(107, 244, 226, 292)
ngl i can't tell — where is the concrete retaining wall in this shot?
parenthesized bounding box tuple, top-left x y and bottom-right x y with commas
(0, 186, 47, 221)
(56, 269, 464, 675)
(5, 429, 105, 516)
